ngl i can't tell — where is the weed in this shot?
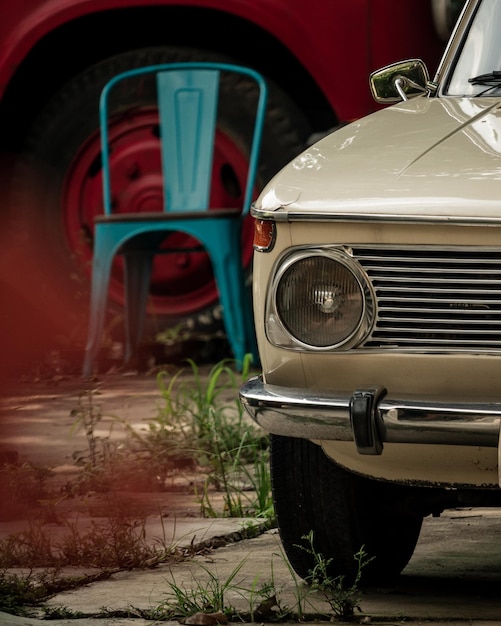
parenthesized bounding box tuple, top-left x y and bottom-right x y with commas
(69, 389, 112, 491)
(246, 555, 297, 622)
(0, 568, 115, 616)
(58, 516, 156, 569)
(197, 429, 273, 520)
(67, 357, 272, 516)
(0, 498, 179, 570)
(114, 370, 195, 489)
(150, 535, 372, 623)
(2, 461, 54, 505)
(300, 530, 373, 621)
(137, 356, 272, 519)
(155, 560, 248, 620)
(154, 356, 262, 457)
(0, 520, 56, 568)
(272, 545, 310, 621)
(69, 388, 170, 493)
(240, 446, 274, 520)
(70, 389, 105, 469)
(42, 605, 85, 619)
(0, 568, 82, 615)
(0, 570, 48, 614)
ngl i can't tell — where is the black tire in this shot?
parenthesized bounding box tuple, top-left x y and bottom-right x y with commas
(9, 47, 309, 361)
(270, 435, 423, 584)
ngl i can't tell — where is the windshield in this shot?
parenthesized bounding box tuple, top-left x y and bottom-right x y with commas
(445, 0, 501, 96)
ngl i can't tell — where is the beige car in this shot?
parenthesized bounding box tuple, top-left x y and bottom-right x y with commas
(240, 0, 501, 583)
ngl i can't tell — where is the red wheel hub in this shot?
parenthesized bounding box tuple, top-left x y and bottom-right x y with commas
(63, 108, 255, 318)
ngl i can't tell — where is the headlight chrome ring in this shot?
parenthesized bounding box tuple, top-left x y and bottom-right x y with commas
(267, 248, 375, 350)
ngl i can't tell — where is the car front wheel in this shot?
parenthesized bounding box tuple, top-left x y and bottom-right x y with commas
(270, 434, 423, 583)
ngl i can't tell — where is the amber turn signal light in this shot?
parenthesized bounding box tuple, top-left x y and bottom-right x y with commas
(253, 219, 275, 252)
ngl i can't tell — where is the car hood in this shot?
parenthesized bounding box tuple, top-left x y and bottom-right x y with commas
(256, 97, 501, 223)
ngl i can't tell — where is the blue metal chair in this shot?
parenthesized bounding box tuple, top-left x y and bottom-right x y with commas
(82, 62, 267, 376)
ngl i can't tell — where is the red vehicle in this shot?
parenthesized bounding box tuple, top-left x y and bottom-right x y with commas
(0, 0, 451, 369)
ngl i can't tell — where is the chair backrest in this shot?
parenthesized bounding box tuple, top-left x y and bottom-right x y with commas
(99, 62, 268, 216)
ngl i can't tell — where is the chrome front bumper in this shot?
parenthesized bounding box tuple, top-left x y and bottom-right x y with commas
(239, 375, 501, 455)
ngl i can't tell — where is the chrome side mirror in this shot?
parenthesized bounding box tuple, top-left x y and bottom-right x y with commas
(369, 59, 430, 104)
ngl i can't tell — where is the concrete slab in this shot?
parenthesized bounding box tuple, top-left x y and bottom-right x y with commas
(3, 371, 501, 625)
(38, 512, 501, 623)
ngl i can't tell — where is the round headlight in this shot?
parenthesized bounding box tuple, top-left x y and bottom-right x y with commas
(274, 252, 366, 348)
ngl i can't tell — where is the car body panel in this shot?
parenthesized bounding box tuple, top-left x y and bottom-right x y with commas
(257, 97, 501, 223)
(319, 440, 499, 487)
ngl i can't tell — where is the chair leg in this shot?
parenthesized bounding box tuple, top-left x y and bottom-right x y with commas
(210, 252, 248, 371)
(82, 235, 116, 377)
(123, 252, 154, 364)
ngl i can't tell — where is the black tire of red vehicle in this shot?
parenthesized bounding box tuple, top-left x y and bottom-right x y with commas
(11, 47, 309, 357)
(270, 434, 424, 584)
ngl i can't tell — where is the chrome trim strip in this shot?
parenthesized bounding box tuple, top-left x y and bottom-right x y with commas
(239, 375, 501, 448)
(251, 205, 501, 226)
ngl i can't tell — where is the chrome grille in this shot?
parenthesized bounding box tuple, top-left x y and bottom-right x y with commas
(353, 246, 501, 350)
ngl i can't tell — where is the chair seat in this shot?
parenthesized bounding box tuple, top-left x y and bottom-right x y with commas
(95, 208, 242, 223)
